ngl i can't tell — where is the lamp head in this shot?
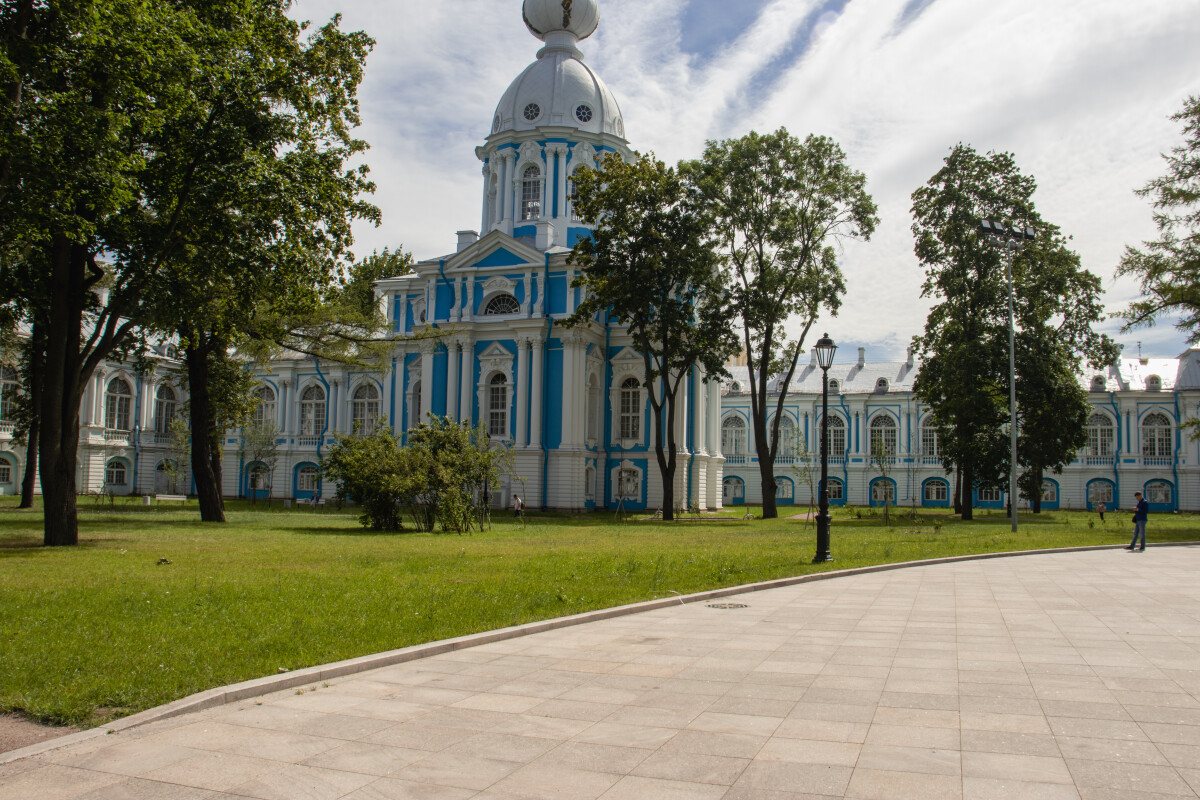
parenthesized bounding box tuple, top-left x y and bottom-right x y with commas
(814, 333, 837, 370)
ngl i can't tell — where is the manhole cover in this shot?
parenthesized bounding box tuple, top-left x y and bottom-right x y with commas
(707, 603, 749, 609)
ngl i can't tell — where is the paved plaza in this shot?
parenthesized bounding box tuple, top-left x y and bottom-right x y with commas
(4, 546, 1200, 799)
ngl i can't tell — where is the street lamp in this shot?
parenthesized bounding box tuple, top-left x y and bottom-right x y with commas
(978, 220, 1035, 533)
(813, 333, 837, 563)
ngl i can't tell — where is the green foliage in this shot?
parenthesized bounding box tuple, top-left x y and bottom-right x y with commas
(321, 423, 409, 531)
(322, 416, 503, 534)
(685, 128, 878, 518)
(568, 152, 739, 519)
(1118, 96, 1200, 340)
(161, 416, 191, 495)
(911, 144, 1116, 516)
(338, 248, 414, 321)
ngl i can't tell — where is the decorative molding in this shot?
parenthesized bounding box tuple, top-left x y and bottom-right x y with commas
(482, 276, 516, 296)
(572, 141, 597, 169)
(517, 140, 542, 170)
(410, 296, 427, 326)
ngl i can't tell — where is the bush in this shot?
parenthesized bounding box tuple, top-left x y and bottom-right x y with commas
(321, 425, 410, 531)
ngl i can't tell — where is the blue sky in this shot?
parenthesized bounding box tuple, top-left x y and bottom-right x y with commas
(290, 0, 1200, 362)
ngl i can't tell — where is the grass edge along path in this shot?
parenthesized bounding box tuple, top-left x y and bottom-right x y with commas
(1, 502, 1196, 728)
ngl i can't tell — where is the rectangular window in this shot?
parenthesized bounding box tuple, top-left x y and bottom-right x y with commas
(828, 427, 846, 457)
(924, 482, 947, 502)
(827, 480, 843, 501)
(1088, 482, 1113, 505)
(620, 392, 640, 440)
(0, 465, 10, 484)
(921, 428, 939, 457)
(872, 482, 895, 503)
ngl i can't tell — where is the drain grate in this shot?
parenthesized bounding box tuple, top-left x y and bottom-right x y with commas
(707, 602, 749, 609)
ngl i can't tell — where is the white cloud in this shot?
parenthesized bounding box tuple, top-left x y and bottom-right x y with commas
(291, 0, 1200, 358)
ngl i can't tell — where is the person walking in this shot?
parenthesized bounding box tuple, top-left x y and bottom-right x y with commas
(1127, 491, 1149, 551)
(1097, 501, 1106, 522)
(513, 494, 523, 519)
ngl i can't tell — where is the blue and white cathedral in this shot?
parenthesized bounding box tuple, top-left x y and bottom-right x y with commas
(3, 0, 1200, 516)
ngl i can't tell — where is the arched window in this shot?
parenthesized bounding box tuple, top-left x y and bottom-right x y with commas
(297, 465, 320, 493)
(1042, 480, 1059, 503)
(1142, 412, 1172, 459)
(826, 415, 846, 457)
(567, 168, 581, 221)
(875, 378, 889, 393)
(776, 478, 794, 500)
(1088, 479, 1114, 507)
(105, 459, 127, 487)
(618, 468, 640, 499)
(484, 294, 520, 315)
(1146, 375, 1162, 392)
(488, 373, 508, 438)
(722, 477, 744, 502)
(869, 415, 897, 458)
(978, 486, 1003, 503)
(828, 379, 840, 394)
(774, 417, 796, 462)
(584, 465, 596, 501)
(1146, 480, 1173, 505)
(619, 378, 641, 441)
(105, 378, 132, 431)
(871, 479, 895, 504)
(1090, 375, 1106, 392)
(154, 385, 177, 434)
(825, 478, 844, 501)
(924, 480, 948, 503)
(521, 165, 542, 221)
(1086, 413, 1114, 458)
(0, 365, 19, 422)
(299, 385, 326, 436)
(248, 463, 270, 493)
(352, 384, 380, 435)
(410, 380, 422, 429)
(252, 386, 276, 428)
(721, 416, 747, 459)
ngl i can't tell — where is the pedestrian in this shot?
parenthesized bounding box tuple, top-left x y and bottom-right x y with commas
(1097, 501, 1106, 522)
(513, 494, 523, 518)
(1126, 491, 1149, 551)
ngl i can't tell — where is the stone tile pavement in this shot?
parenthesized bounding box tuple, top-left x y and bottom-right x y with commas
(5, 546, 1200, 799)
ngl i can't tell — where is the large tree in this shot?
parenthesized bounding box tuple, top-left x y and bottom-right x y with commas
(912, 144, 1115, 520)
(686, 129, 877, 519)
(0, 0, 378, 534)
(1118, 95, 1200, 340)
(568, 153, 739, 520)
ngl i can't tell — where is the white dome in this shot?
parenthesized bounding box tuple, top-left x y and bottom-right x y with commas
(523, 0, 599, 41)
(491, 46, 625, 139)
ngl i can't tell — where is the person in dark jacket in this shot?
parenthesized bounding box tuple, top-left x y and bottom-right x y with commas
(1127, 491, 1149, 551)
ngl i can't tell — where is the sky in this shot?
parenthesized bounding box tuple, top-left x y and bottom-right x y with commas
(289, 0, 1200, 362)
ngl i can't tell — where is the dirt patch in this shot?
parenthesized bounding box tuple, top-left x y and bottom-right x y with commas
(0, 713, 77, 755)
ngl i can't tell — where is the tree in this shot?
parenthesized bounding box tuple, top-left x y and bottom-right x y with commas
(239, 418, 280, 505)
(1118, 95, 1200, 339)
(869, 438, 895, 526)
(322, 422, 408, 531)
(911, 144, 1116, 520)
(567, 153, 739, 520)
(686, 129, 878, 519)
(162, 416, 191, 495)
(0, 1, 375, 543)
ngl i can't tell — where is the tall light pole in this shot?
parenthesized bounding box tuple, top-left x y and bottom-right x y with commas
(813, 334, 836, 563)
(979, 220, 1034, 533)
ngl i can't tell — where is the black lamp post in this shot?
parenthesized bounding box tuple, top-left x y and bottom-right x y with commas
(979, 220, 1035, 533)
(813, 333, 836, 563)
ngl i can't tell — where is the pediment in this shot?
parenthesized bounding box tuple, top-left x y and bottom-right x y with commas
(480, 341, 515, 360)
(446, 229, 541, 272)
(610, 346, 642, 364)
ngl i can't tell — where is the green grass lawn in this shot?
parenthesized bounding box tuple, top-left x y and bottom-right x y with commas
(1, 497, 1196, 727)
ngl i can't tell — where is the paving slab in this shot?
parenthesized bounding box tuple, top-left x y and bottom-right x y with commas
(5, 546, 1200, 799)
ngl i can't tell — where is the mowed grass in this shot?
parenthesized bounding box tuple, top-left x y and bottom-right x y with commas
(1, 496, 1196, 727)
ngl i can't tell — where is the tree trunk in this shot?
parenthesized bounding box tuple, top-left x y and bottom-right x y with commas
(185, 339, 225, 522)
(1031, 467, 1043, 514)
(39, 236, 85, 546)
(19, 318, 44, 508)
(960, 462, 974, 521)
(652, 387, 676, 522)
(752, 404, 777, 519)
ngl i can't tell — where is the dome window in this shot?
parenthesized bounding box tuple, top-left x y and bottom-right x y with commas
(523, 103, 541, 122)
(575, 104, 593, 123)
(492, 114, 501, 133)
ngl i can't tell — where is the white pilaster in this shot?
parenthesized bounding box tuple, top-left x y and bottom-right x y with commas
(420, 343, 434, 426)
(530, 338, 544, 447)
(693, 368, 707, 456)
(516, 337, 530, 447)
(459, 338, 474, 423)
(500, 151, 512, 226)
(446, 340, 460, 420)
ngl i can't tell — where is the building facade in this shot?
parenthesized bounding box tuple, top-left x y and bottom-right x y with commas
(0, 0, 1197, 515)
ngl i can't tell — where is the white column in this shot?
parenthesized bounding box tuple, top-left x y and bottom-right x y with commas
(516, 337, 530, 447)
(282, 380, 294, 434)
(420, 345, 434, 426)
(708, 380, 721, 456)
(481, 162, 491, 233)
(93, 369, 108, 427)
(674, 370, 689, 451)
(446, 341, 460, 420)
(693, 368, 707, 456)
(459, 338, 474, 423)
(329, 380, 339, 434)
(501, 152, 514, 225)
(530, 339, 544, 447)
(558, 145, 570, 218)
